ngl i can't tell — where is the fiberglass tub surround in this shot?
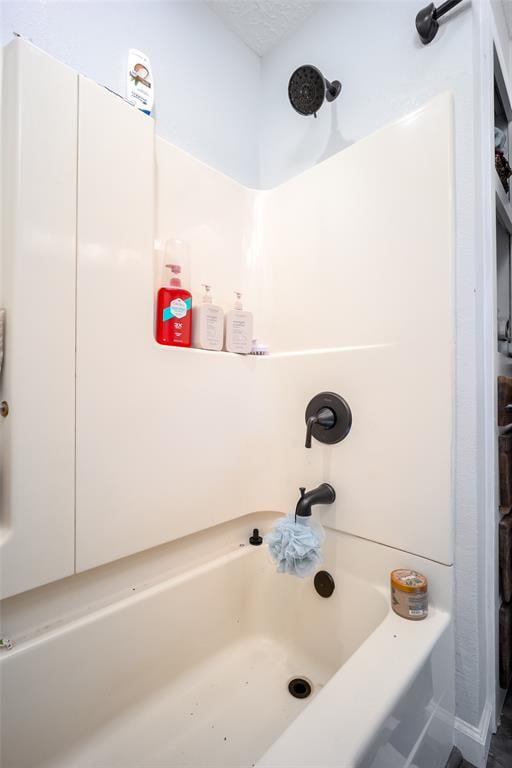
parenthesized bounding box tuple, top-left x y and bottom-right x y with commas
(1, 520, 452, 768)
(0, 38, 455, 768)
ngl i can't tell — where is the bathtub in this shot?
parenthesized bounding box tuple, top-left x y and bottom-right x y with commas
(0, 517, 454, 768)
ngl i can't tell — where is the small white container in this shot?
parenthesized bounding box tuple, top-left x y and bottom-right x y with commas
(225, 292, 253, 355)
(192, 284, 224, 351)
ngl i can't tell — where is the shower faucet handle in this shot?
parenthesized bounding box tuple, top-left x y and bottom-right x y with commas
(305, 408, 335, 448)
(304, 392, 352, 449)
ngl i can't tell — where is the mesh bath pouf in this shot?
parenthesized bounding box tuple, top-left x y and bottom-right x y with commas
(265, 515, 324, 578)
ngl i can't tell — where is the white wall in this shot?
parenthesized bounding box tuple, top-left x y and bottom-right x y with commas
(1, 0, 260, 187)
(492, 0, 511, 81)
(259, 0, 487, 742)
(259, 0, 473, 188)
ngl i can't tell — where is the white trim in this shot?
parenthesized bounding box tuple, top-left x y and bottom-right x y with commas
(454, 700, 493, 768)
(478, 0, 500, 736)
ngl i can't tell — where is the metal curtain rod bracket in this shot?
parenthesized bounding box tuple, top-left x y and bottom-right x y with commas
(415, 0, 464, 45)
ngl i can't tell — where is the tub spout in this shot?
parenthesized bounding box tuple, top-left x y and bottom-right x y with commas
(295, 483, 336, 518)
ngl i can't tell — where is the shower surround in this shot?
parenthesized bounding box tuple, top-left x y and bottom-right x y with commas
(0, 38, 455, 768)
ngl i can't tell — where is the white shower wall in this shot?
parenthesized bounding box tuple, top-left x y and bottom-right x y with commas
(259, 93, 454, 565)
(1, 39, 455, 582)
(0, 40, 77, 597)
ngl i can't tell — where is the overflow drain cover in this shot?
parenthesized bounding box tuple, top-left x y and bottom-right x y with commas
(314, 570, 335, 598)
(288, 677, 312, 699)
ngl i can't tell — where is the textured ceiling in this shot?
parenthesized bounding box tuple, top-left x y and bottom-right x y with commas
(207, 1, 319, 56)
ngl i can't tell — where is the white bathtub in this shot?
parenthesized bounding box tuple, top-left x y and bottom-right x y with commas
(0, 519, 454, 768)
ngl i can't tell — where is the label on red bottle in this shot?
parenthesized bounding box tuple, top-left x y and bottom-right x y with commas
(162, 297, 191, 322)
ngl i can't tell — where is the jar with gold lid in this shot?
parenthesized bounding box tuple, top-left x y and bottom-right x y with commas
(390, 569, 428, 621)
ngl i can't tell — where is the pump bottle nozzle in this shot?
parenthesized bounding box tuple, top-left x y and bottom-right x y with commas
(202, 284, 213, 304)
(165, 263, 182, 288)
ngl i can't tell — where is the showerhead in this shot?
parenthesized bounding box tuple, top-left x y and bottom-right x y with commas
(288, 65, 341, 118)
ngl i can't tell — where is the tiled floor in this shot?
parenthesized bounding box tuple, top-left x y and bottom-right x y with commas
(486, 688, 512, 768)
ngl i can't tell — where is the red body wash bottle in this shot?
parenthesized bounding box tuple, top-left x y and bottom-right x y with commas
(156, 263, 192, 347)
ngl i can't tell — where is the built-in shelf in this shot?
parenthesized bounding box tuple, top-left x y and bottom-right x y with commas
(495, 44, 512, 129)
(152, 341, 270, 359)
(493, 33, 512, 722)
(494, 44, 512, 365)
(496, 170, 512, 233)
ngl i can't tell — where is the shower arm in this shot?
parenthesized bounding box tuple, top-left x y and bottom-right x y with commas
(415, 0, 464, 45)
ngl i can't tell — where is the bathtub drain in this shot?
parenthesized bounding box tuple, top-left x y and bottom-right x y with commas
(288, 677, 312, 699)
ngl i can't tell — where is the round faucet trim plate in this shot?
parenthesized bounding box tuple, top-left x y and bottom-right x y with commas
(305, 392, 352, 446)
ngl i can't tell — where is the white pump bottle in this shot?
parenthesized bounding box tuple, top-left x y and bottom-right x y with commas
(225, 292, 253, 354)
(192, 284, 224, 351)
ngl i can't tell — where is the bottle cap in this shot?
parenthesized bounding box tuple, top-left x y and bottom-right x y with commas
(390, 569, 428, 594)
(163, 239, 190, 288)
(165, 263, 182, 287)
(234, 291, 243, 310)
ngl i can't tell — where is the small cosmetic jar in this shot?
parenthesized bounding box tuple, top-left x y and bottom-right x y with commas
(390, 569, 428, 621)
